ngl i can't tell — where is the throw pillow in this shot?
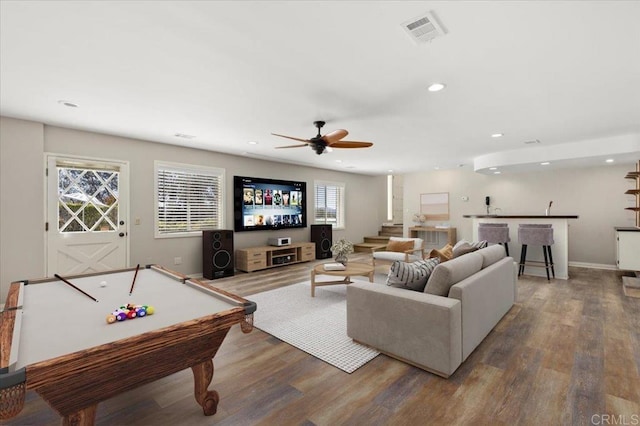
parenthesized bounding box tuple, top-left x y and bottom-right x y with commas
(452, 242, 478, 258)
(428, 243, 453, 263)
(386, 239, 415, 253)
(387, 258, 440, 292)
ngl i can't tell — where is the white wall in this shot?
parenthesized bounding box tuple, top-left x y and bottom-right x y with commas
(403, 165, 636, 267)
(0, 117, 45, 296)
(0, 116, 387, 300)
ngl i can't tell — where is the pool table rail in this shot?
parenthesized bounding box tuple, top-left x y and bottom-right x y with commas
(0, 266, 257, 425)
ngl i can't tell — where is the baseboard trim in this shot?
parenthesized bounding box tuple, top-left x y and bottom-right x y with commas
(568, 261, 618, 271)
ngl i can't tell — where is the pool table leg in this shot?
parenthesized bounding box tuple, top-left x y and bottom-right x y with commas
(191, 359, 219, 416)
(62, 404, 97, 426)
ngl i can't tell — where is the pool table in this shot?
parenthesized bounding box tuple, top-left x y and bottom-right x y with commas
(0, 265, 256, 425)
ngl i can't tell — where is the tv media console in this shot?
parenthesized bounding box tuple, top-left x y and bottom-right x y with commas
(235, 242, 315, 272)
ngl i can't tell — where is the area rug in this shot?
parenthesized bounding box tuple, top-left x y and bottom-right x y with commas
(249, 281, 380, 373)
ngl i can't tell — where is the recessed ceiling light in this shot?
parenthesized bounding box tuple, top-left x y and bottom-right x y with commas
(247, 141, 258, 145)
(57, 100, 78, 108)
(491, 133, 503, 138)
(494, 171, 501, 175)
(540, 162, 550, 166)
(427, 83, 446, 92)
(335, 160, 343, 163)
(387, 169, 394, 173)
(605, 158, 614, 163)
(489, 167, 498, 170)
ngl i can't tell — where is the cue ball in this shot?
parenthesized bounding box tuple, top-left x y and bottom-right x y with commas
(100, 281, 107, 287)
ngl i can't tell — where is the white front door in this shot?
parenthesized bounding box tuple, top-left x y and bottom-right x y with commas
(46, 155, 129, 276)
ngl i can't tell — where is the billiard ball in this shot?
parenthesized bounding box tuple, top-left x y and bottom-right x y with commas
(100, 281, 107, 287)
(126, 310, 136, 319)
(106, 314, 116, 324)
(116, 312, 127, 321)
(145, 306, 155, 315)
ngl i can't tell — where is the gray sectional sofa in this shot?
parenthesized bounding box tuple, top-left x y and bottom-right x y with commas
(346, 244, 517, 378)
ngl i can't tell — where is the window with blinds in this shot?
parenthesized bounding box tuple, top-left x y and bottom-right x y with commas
(155, 161, 225, 237)
(314, 180, 345, 229)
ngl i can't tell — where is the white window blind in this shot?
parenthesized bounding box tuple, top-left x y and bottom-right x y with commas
(155, 161, 225, 237)
(314, 180, 345, 229)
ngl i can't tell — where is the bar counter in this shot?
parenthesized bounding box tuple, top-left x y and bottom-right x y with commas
(463, 214, 579, 279)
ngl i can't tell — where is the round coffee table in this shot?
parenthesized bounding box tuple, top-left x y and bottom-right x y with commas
(310, 262, 375, 297)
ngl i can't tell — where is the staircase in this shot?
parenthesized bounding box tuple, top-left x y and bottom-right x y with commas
(353, 224, 403, 252)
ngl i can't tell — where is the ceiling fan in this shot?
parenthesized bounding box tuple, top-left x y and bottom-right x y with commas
(272, 121, 373, 155)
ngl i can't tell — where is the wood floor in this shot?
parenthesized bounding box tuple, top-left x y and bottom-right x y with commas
(5, 254, 640, 425)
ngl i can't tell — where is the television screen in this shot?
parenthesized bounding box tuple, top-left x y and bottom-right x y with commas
(233, 176, 307, 232)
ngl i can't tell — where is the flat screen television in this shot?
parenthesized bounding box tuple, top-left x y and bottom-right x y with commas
(233, 175, 307, 232)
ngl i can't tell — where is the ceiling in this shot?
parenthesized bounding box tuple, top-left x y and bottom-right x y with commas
(1, 1, 639, 175)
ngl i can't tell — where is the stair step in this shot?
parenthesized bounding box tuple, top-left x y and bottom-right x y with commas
(380, 225, 403, 236)
(363, 235, 390, 244)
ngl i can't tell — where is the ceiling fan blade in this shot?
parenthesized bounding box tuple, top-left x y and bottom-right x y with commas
(329, 141, 374, 149)
(322, 129, 348, 144)
(271, 133, 310, 143)
(275, 143, 310, 149)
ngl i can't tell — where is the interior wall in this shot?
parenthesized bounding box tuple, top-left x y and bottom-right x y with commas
(0, 116, 387, 300)
(403, 164, 635, 267)
(0, 117, 45, 299)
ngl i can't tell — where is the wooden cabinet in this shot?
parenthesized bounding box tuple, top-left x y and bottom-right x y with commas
(616, 228, 640, 271)
(235, 242, 316, 272)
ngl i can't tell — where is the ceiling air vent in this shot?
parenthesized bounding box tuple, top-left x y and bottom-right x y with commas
(524, 139, 541, 145)
(174, 133, 196, 139)
(401, 11, 445, 44)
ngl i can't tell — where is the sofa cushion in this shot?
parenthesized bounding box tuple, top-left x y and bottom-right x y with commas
(424, 251, 483, 296)
(452, 242, 479, 258)
(477, 244, 507, 268)
(387, 258, 440, 291)
(386, 239, 415, 253)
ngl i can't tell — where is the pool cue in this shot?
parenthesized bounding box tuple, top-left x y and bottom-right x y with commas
(54, 273, 99, 302)
(129, 264, 140, 295)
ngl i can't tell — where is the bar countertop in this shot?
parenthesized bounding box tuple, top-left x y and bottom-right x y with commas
(615, 226, 640, 232)
(463, 215, 579, 219)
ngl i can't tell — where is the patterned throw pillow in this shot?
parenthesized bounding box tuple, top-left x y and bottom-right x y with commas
(453, 239, 487, 252)
(452, 242, 479, 258)
(386, 257, 440, 292)
(470, 240, 488, 249)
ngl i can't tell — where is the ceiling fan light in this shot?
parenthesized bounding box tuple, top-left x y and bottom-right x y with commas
(428, 83, 446, 92)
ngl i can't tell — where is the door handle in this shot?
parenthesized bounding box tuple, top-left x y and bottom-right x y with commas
(119, 232, 125, 237)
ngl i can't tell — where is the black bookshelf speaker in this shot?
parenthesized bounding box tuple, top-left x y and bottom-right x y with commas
(310, 224, 332, 259)
(203, 230, 234, 279)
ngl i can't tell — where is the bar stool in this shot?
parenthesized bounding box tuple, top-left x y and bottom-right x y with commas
(478, 223, 511, 256)
(518, 224, 555, 280)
